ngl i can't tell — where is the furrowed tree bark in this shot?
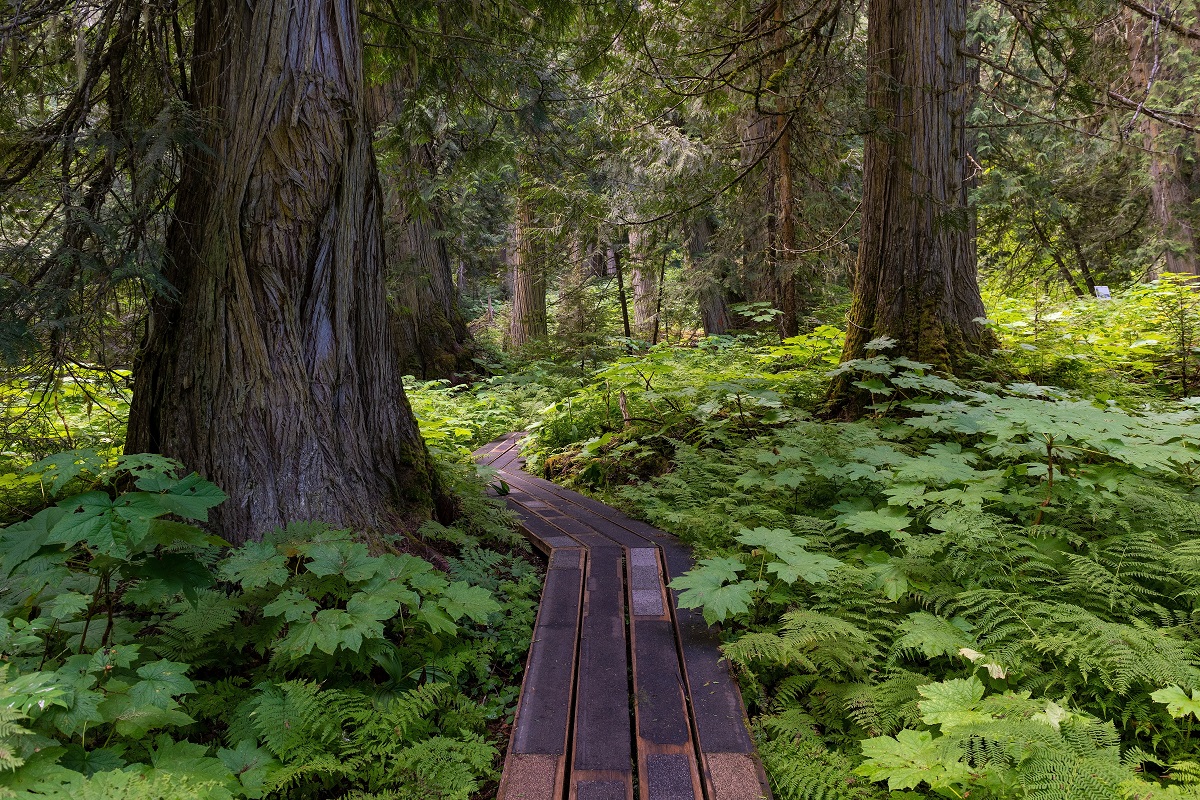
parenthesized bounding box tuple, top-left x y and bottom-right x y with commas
(773, 0, 799, 340)
(126, 0, 446, 544)
(627, 227, 658, 341)
(388, 145, 475, 379)
(686, 214, 734, 336)
(828, 0, 994, 416)
(1127, 10, 1198, 276)
(506, 192, 546, 348)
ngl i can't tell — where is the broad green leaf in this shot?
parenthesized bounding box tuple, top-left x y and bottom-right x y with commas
(0, 507, 67, 577)
(439, 582, 501, 623)
(301, 542, 379, 581)
(735, 527, 841, 584)
(670, 557, 759, 624)
(836, 507, 914, 539)
(262, 590, 317, 622)
(25, 450, 107, 496)
(1151, 685, 1200, 720)
(219, 541, 289, 589)
(99, 693, 195, 738)
(126, 554, 215, 605)
(856, 729, 971, 790)
(917, 676, 990, 730)
(157, 473, 227, 521)
(218, 740, 278, 798)
(131, 660, 197, 708)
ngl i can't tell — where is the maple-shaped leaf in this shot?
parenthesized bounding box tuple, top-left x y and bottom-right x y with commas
(837, 507, 914, 539)
(130, 659, 197, 709)
(735, 527, 841, 585)
(220, 541, 289, 589)
(263, 589, 318, 622)
(24, 450, 107, 495)
(917, 676, 990, 731)
(300, 541, 379, 581)
(670, 557, 759, 625)
(856, 729, 971, 791)
(1151, 685, 1200, 720)
(439, 582, 501, 624)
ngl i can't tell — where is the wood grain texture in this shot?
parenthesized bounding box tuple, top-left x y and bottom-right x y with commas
(474, 434, 771, 800)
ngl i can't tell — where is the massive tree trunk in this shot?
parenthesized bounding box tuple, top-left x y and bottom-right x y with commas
(686, 214, 734, 336)
(506, 193, 546, 348)
(388, 145, 475, 379)
(829, 0, 993, 413)
(1127, 11, 1198, 276)
(126, 0, 444, 544)
(627, 227, 658, 340)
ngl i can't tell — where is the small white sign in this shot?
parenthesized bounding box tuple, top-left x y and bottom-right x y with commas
(1094, 285, 1111, 300)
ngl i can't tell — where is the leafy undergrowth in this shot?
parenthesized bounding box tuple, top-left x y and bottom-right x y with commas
(0, 453, 538, 800)
(518, 329, 1200, 799)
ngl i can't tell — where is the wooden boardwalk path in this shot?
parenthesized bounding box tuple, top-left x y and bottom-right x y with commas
(474, 433, 772, 800)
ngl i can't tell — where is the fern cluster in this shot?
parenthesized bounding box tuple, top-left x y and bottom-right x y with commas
(521, 339, 1200, 799)
(0, 454, 538, 799)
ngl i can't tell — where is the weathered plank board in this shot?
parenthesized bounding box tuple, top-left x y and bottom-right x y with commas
(498, 547, 586, 800)
(570, 545, 633, 799)
(477, 434, 771, 800)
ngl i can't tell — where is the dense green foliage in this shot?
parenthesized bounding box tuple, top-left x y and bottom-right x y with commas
(0, 452, 538, 799)
(486, 288, 1200, 799)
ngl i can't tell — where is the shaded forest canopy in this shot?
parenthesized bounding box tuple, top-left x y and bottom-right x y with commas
(2, 0, 1200, 797)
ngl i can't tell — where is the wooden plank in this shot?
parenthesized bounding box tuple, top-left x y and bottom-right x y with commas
(503, 468, 673, 545)
(497, 472, 657, 549)
(569, 546, 633, 800)
(503, 498, 580, 554)
(499, 547, 586, 800)
(473, 433, 521, 466)
(627, 547, 702, 800)
(490, 442, 525, 472)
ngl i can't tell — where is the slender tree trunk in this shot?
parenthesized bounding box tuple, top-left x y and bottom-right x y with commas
(126, 0, 444, 543)
(774, 0, 799, 339)
(738, 112, 781, 319)
(627, 227, 658, 340)
(609, 245, 633, 343)
(506, 194, 546, 348)
(1127, 10, 1199, 276)
(828, 0, 993, 414)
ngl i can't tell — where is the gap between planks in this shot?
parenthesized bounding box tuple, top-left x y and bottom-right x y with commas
(480, 434, 771, 800)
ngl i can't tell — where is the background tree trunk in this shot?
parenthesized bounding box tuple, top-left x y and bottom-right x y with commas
(506, 194, 546, 348)
(687, 215, 734, 335)
(126, 0, 443, 544)
(388, 146, 476, 379)
(1127, 10, 1198, 276)
(628, 227, 658, 340)
(830, 0, 993, 414)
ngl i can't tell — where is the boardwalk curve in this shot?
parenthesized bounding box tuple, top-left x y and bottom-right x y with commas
(474, 433, 772, 800)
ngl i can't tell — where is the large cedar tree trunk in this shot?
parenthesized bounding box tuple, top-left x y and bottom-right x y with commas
(127, 0, 444, 543)
(627, 227, 658, 340)
(829, 0, 993, 413)
(1127, 11, 1198, 276)
(506, 194, 547, 348)
(389, 146, 475, 378)
(687, 215, 734, 336)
